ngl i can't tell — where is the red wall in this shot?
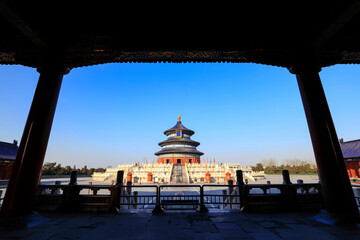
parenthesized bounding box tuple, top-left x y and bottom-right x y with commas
(157, 157, 201, 165)
(0, 162, 14, 180)
(345, 161, 360, 178)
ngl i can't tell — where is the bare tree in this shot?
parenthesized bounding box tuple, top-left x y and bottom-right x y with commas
(282, 158, 307, 166)
(261, 158, 277, 167)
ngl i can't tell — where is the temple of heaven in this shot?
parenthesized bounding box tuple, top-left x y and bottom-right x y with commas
(155, 116, 204, 165)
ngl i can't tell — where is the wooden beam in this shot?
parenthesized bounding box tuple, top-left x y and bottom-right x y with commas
(0, 0, 48, 49)
(311, 1, 360, 48)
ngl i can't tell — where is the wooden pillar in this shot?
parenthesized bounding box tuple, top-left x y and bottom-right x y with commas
(290, 63, 358, 216)
(1, 62, 68, 218)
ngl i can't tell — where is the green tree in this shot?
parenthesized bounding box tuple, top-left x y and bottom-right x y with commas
(42, 162, 57, 175)
(94, 168, 106, 173)
(65, 166, 72, 175)
(251, 163, 264, 172)
(41, 163, 108, 176)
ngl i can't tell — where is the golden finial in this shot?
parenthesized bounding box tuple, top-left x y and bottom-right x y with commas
(178, 116, 181, 122)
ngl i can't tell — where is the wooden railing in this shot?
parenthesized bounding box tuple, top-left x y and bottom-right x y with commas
(236, 169, 324, 212)
(239, 182, 324, 212)
(31, 170, 326, 213)
(35, 184, 117, 212)
(34, 171, 124, 213)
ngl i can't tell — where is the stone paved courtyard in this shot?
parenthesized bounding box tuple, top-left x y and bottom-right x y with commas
(1, 210, 360, 240)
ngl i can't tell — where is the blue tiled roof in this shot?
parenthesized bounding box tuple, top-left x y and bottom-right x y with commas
(164, 121, 195, 136)
(154, 147, 204, 156)
(340, 139, 360, 159)
(0, 141, 18, 160)
(158, 137, 200, 147)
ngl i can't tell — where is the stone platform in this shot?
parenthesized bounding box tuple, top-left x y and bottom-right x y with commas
(1, 210, 360, 240)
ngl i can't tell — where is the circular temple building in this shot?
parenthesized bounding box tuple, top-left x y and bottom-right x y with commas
(155, 116, 204, 165)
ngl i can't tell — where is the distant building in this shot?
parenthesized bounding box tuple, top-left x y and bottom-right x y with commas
(0, 140, 18, 180)
(339, 138, 360, 179)
(155, 116, 203, 165)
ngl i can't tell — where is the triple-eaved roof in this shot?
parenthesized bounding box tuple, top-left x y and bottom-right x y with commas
(340, 138, 360, 159)
(0, 141, 18, 160)
(155, 117, 203, 156)
(163, 119, 195, 136)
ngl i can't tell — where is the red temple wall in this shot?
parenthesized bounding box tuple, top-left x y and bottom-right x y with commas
(0, 162, 14, 180)
(157, 157, 201, 165)
(345, 161, 360, 178)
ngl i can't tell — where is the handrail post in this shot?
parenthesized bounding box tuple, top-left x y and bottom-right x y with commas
(55, 181, 61, 195)
(222, 189, 227, 209)
(196, 185, 208, 213)
(236, 170, 244, 185)
(281, 170, 298, 210)
(236, 170, 245, 209)
(297, 179, 304, 193)
(126, 181, 132, 209)
(281, 169, 296, 195)
(63, 171, 80, 211)
(126, 181, 132, 196)
(228, 180, 234, 209)
(282, 169, 292, 185)
(69, 170, 78, 186)
(133, 191, 138, 209)
(113, 170, 124, 212)
(152, 185, 163, 214)
(68, 171, 77, 186)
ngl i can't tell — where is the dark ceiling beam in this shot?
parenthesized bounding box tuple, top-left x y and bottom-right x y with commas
(0, 0, 48, 49)
(310, 0, 360, 49)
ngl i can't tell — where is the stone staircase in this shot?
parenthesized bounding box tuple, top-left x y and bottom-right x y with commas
(170, 165, 189, 184)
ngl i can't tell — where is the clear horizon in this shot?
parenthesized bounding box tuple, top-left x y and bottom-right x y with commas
(1, 63, 359, 169)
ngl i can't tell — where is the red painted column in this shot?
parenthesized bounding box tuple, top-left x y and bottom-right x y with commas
(1, 61, 67, 218)
(127, 172, 133, 182)
(226, 172, 231, 181)
(147, 172, 153, 182)
(291, 63, 358, 216)
(205, 172, 211, 183)
(345, 162, 351, 178)
(3, 164, 9, 180)
(0, 164, 4, 180)
(350, 163, 356, 178)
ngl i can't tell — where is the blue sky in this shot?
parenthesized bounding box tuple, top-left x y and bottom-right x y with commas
(1, 63, 359, 168)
